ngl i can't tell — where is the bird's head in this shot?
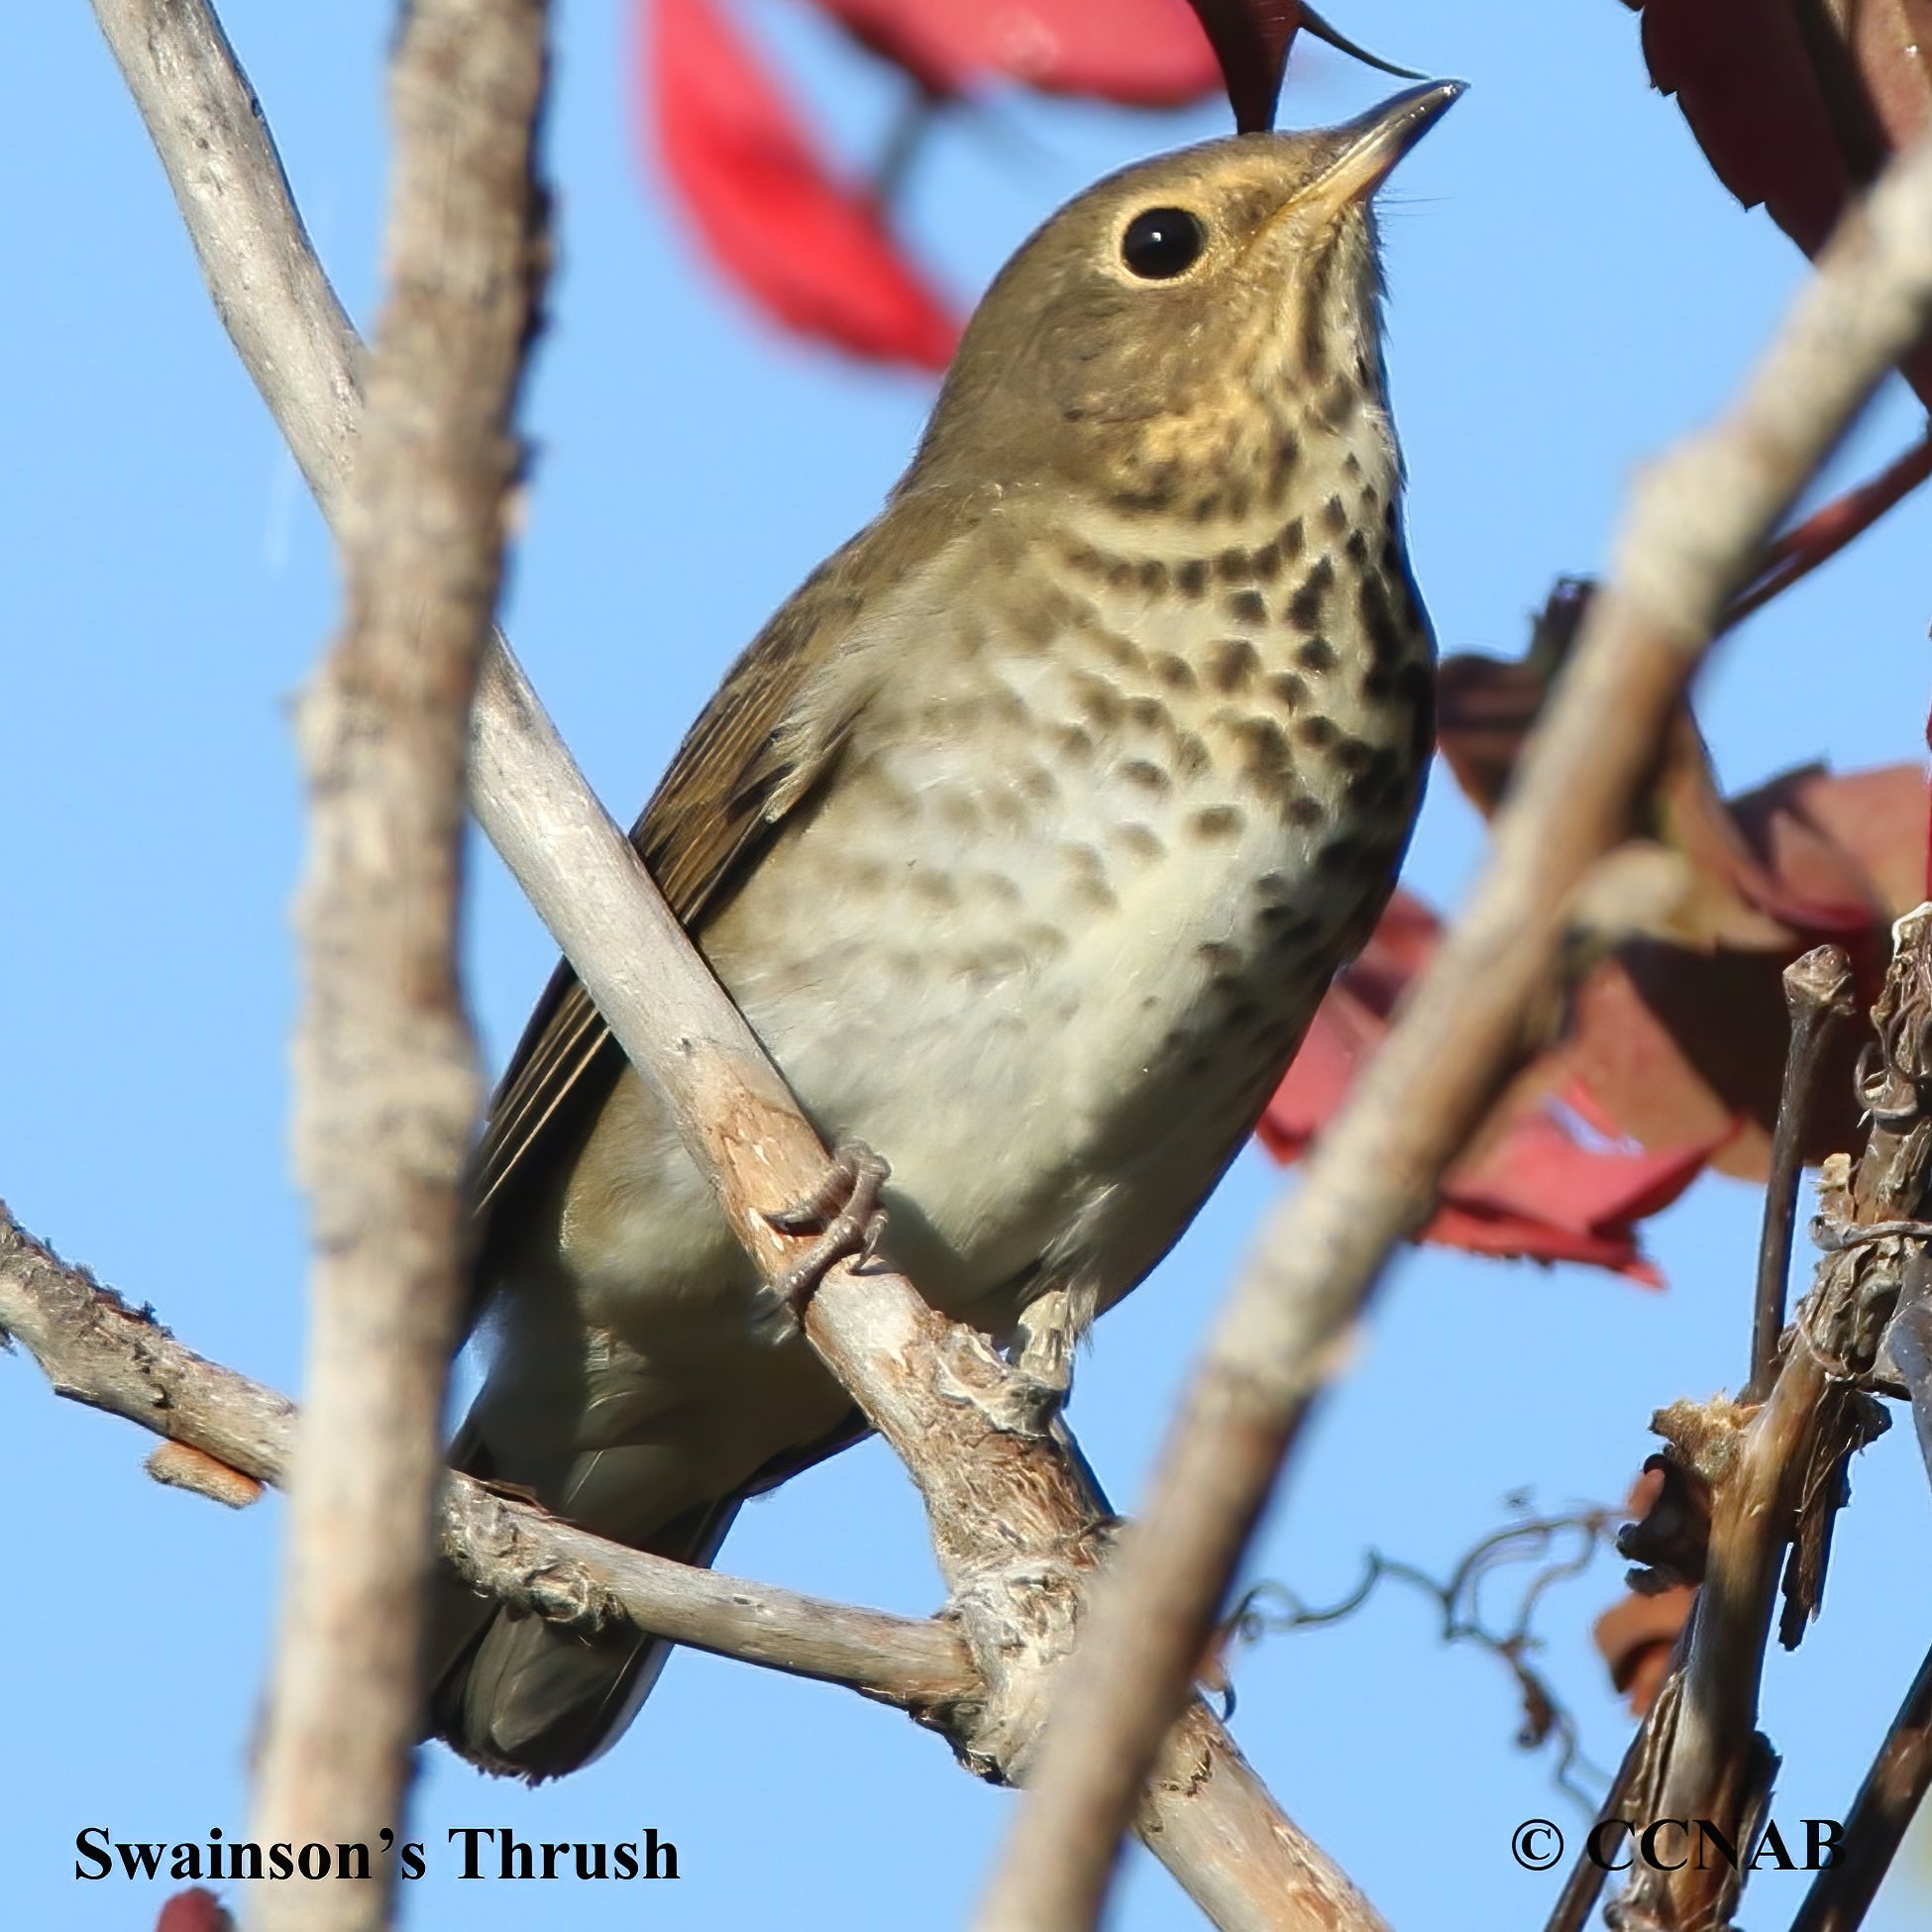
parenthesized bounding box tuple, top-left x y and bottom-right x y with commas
(910, 80, 1462, 510)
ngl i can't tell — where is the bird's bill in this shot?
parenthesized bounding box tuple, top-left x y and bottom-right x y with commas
(1301, 78, 1466, 215)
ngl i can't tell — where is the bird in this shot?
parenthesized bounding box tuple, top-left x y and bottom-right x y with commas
(430, 78, 1461, 1779)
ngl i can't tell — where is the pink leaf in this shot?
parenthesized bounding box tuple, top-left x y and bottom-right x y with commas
(818, 0, 1223, 105)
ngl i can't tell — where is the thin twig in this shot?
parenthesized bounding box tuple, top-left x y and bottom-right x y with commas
(973, 129, 1932, 1932)
(1228, 1507, 1622, 1811)
(0, 1203, 975, 1710)
(1723, 425, 1932, 630)
(1541, 1697, 1656, 1932)
(82, 3, 1364, 1923)
(1787, 1635, 1932, 1932)
(246, 7, 548, 1928)
(1749, 947, 1857, 1399)
(869, 80, 939, 210)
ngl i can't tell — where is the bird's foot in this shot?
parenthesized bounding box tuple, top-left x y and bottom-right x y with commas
(765, 1139, 891, 1316)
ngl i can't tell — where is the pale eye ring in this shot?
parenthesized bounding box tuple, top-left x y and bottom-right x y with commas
(1121, 206, 1207, 279)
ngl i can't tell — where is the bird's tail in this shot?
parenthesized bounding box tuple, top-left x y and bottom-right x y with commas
(427, 1424, 741, 1781)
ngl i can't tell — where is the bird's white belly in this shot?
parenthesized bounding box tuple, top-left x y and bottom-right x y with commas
(699, 604, 1400, 1320)
(560, 490, 1426, 1366)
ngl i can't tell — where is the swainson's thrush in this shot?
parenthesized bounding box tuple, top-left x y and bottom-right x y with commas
(433, 79, 1460, 1777)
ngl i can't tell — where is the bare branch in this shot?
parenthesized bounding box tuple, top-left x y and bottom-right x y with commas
(82, 3, 1370, 1923)
(88, 0, 363, 507)
(1135, 1716, 1387, 1932)
(244, 3, 549, 1928)
(1615, 907, 1931, 1929)
(974, 129, 1932, 1932)
(1542, 1708, 1654, 1932)
(1724, 425, 1932, 629)
(0, 1203, 974, 1710)
(1749, 947, 1856, 1399)
(1787, 1635, 1932, 1932)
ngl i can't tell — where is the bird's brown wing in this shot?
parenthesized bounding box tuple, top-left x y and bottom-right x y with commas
(467, 483, 1003, 1269)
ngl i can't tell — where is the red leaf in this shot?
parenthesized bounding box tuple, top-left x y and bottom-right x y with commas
(1595, 1583, 1697, 1716)
(1556, 958, 1781, 1184)
(1771, 761, 1931, 922)
(818, 0, 1222, 106)
(157, 1893, 234, 1932)
(1441, 594, 1926, 1182)
(1529, 760, 1923, 1181)
(646, 0, 961, 370)
(1553, 764, 1921, 1180)
(1627, 0, 1932, 404)
(1635, 0, 1858, 256)
(1438, 1095, 1720, 1287)
(1259, 892, 1710, 1284)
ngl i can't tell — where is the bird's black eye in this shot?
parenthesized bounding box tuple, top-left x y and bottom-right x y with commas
(1121, 206, 1206, 279)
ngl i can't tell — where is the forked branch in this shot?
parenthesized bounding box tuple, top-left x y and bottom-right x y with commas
(0, 1204, 974, 1709)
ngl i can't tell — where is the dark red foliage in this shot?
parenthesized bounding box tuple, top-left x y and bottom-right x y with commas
(1260, 892, 1714, 1284)
(1260, 605, 1928, 1285)
(1623, 6, 1932, 873)
(648, 0, 961, 370)
(1435, 596, 1925, 1180)
(1635, 0, 1862, 255)
(1626, 0, 1932, 404)
(1556, 762, 1922, 1179)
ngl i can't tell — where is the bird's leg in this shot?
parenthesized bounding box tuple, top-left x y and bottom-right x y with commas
(765, 1139, 892, 1315)
(1005, 1283, 1095, 1429)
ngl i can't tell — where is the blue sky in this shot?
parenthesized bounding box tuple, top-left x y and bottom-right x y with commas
(6, 2, 1931, 1928)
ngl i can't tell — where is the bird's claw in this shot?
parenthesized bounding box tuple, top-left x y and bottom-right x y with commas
(766, 1140, 891, 1315)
